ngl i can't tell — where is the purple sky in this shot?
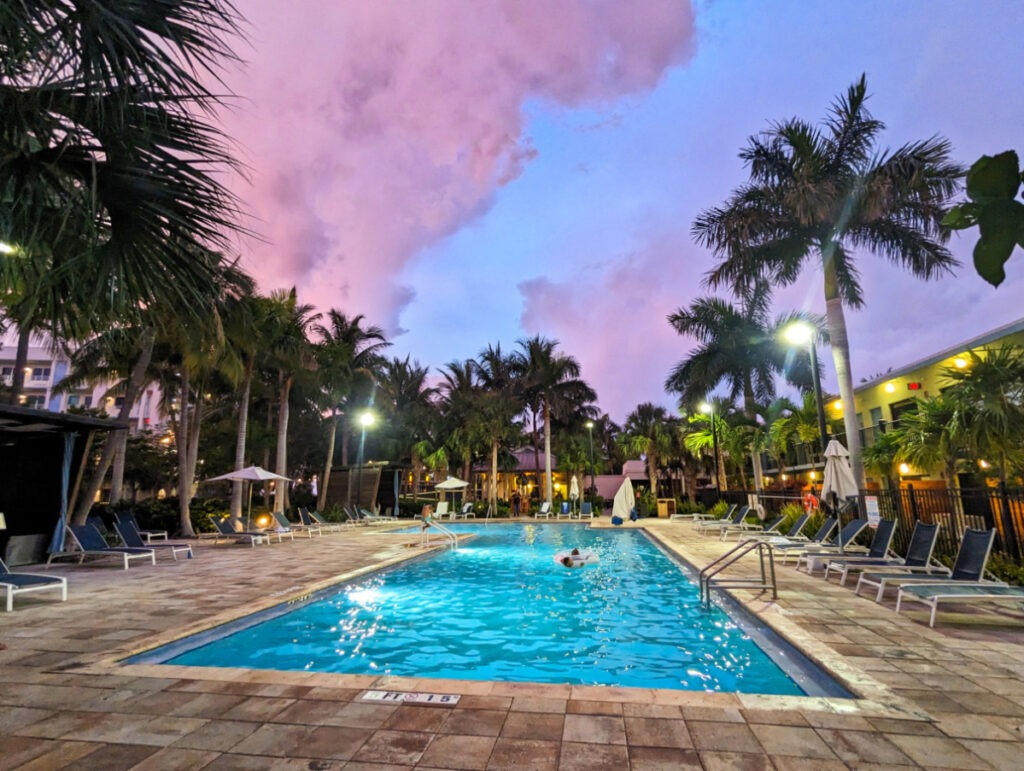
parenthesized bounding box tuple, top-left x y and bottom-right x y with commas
(219, 1, 1024, 422)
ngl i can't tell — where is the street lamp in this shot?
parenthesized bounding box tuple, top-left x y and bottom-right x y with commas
(585, 421, 595, 500)
(355, 411, 375, 510)
(699, 402, 720, 498)
(783, 321, 829, 459)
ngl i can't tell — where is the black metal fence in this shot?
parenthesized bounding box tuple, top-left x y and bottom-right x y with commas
(708, 485, 1024, 564)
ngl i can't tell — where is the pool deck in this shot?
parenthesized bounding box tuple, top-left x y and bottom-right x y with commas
(1, 518, 1022, 770)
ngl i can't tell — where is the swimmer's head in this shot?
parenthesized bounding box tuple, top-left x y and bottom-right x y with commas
(561, 556, 574, 567)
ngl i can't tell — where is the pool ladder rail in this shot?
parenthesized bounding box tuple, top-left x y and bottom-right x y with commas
(698, 540, 778, 606)
(419, 518, 458, 550)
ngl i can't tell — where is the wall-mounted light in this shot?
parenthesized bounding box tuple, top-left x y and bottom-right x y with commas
(898, 463, 911, 475)
(831, 400, 842, 411)
(884, 383, 896, 394)
(954, 357, 968, 369)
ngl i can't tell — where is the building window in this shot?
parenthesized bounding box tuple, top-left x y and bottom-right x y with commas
(114, 396, 125, 408)
(30, 367, 51, 382)
(67, 394, 80, 407)
(869, 406, 882, 429)
(1, 366, 12, 384)
(83, 395, 93, 408)
(25, 394, 45, 408)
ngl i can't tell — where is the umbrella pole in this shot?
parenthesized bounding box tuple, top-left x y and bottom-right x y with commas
(247, 483, 253, 531)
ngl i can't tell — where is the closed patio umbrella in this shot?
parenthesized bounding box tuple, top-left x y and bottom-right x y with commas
(569, 475, 580, 513)
(611, 478, 635, 523)
(822, 440, 860, 552)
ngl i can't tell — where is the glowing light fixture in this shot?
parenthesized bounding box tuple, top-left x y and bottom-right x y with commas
(898, 463, 911, 475)
(954, 357, 968, 369)
(832, 400, 842, 411)
(884, 383, 896, 393)
(979, 459, 990, 469)
(0, 242, 14, 255)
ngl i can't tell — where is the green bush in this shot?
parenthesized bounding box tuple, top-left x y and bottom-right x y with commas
(675, 499, 703, 515)
(776, 503, 806, 533)
(986, 553, 1024, 586)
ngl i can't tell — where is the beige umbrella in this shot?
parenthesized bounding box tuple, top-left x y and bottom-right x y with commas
(206, 466, 292, 528)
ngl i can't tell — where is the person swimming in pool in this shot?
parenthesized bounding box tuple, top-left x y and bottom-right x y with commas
(560, 548, 583, 568)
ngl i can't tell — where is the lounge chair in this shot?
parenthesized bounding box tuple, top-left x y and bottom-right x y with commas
(823, 519, 931, 585)
(765, 517, 838, 556)
(740, 513, 810, 544)
(696, 505, 749, 535)
(534, 502, 552, 519)
(208, 515, 270, 547)
(1, 557, 68, 611)
(59, 524, 156, 569)
(301, 508, 348, 532)
(577, 501, 594, 520)
(556, 502, 573, 520)
(434, 501, 451, 521)
(794, 518, 884, 573)
(690, 503, 737, 525)
(114, 520, 194, 560)
(897, 582, 1024, 627)
(271, 511, 318, 538)
(857, 528, 1002, 603)
(721, 515, 783, 541)
(457, 503, 476, 519)
(114, 510, 168, 543)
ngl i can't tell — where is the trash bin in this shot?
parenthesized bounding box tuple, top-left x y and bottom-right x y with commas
(656, 499, 676, 518)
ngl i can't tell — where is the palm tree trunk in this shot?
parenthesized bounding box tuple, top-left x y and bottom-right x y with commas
(319, 410, 338, 511)
(647, 452, 658, 498)
(743, 382, 764, 493)
(9, 327, 30, 403)
(179, 393, 203, 537)
(229, 365, 253, 525)
(263, 405, 273, 508)
(462, 452, 472, 501)
(490, 438, 499, 513)
(543, 399, 553, 504)
(109, 434, 127, 503)
(340, 417, 351, 466)
(176, 370, 192, 534)
(71, 329, 156, 524)
(275, 373, 292, 512)
(824, 279, 865, 488)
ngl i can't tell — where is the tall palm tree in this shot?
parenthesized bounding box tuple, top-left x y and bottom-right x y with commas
(514, 336, 596, 505)
(438, 359, 484, 492)
(312, 311, 390, 510)
(694, 75, 962, 487)
(378, 356, 437, 494)
(666, 283, 820, 490)
(263, 289, 320, 513)
(618, 403, 675, 499)
(475, 344, 523, 513)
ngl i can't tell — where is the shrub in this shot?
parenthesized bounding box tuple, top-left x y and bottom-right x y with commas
(986, 553, 1024, 586)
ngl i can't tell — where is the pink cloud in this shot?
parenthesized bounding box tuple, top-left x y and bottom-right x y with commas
(219, 1, 697, 333)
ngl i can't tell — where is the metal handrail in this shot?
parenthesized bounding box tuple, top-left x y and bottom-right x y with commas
(699, 540, 778, 606)
(420, 518, 458, 549)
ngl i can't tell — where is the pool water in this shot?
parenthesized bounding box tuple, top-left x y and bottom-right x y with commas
(155, 524, 834, 695)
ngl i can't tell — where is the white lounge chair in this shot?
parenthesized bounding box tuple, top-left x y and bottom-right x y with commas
(897, 583, 1024, 627)
(534, 502, 552, 519)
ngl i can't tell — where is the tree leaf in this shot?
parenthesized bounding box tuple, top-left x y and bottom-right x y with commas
(972, 199, 1024, 287)
(966, 151, 1021, 202)
(942, 203, 978, 229)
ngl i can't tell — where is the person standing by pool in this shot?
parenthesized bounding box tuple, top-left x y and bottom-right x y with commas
(420, 504, 434, 530)
(511, 490, 521, 516)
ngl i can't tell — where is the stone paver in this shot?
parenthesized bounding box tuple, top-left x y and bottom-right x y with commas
(0, 520, 1022, 769)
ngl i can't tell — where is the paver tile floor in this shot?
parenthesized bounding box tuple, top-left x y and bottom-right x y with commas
(1, 519, 1022, 769)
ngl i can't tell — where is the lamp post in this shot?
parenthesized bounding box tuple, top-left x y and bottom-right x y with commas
(784, 321, 829, 459)
(585, 421, 595, 501)
(699, 402, 720, 499)
(355, 411, 375, 510)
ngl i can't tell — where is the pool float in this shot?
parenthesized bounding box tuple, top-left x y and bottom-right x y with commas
(553, 549, 599, 567)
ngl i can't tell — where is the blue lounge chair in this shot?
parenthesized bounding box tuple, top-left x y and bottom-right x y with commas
(765, 517, 837, 554)
(720, 515, 784, 541)
(793, 518, 883, 572)
(739, 513, 809, 544)
(578, 501, 594, 519)
(114, 510, 168, 543)
(114, 520, 194, 560)
(696, 505, 749, 535)
(273, 511, 319, 537)
(687, 503, 737, 524)
(1, 557, 67, 611)
(299, 508, 347, 533)
(857, 528, 1003, 603)
(208, 515, 270, 547)
(824, 521, 937, 585)
(897, 583, 1024, 627)
(61, 524, 156, 569)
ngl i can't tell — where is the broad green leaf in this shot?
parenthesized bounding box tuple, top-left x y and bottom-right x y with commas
(966, 151, 1021, 202)
(942, 204, 977, 229)
(973, 200, 1024, 287)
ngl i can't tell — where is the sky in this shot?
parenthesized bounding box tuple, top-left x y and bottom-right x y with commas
(218, 1, 1024, 423)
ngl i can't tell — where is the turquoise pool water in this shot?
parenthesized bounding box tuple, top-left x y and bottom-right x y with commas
(148, 524, 842, 695)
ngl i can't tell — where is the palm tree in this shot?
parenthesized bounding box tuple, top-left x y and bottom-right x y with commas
(438, 359, 484, 492)
(897, 396, 965, 490)
(618, 403, 675, 499)
(862, 431, 903, 491)
(1, 2, 248, 339)
(941, 348, 1024, 485)
(378, 356, 437, 494)
(514, 336, 596, 504)
(666, 284, 820, 490)
(263, 289, 320, 513)
(694, 75, 962, 488)
(312, 311, 390, 510)
(684, 399, 736, 491)
(475, 344, 523, 513)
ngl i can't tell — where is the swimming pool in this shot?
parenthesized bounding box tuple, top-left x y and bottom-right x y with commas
(134, 524, 849, 696)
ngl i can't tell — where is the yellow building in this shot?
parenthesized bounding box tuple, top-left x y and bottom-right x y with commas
(852, 316, 1024, 486)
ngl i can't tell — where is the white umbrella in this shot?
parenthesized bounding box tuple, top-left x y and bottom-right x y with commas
(611, 477, 635, 523)
(822, 439, 860, 551)
(206, 466, 292, 528)
(435, 476, 469, 505)
(569, 475, 580, 514)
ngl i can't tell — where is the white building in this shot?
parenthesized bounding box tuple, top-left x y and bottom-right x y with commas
(0, 331, 166, 433)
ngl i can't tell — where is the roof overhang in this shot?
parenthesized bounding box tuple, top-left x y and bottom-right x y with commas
(0, 404, 119, 435)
